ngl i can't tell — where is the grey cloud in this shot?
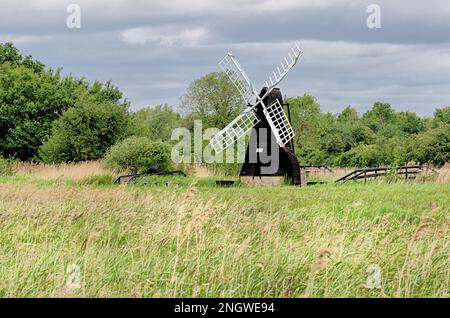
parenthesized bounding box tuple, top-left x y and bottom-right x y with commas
(1, 0, 449, 115)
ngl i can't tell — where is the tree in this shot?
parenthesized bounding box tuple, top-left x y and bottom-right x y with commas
(286, 95, 334, 164)
(129, 104, 181, 142)
(0, 65, 85, 160)
(362, 102, 396, 134)
(337, 106, 359, 123)
(0, 42, 44, 72)
(0, 43, 21, 64)
(335, 144, 383, 167)
(327, 106, 373, 157)
(396, 111, 423, 134)
(0, 43, 130, 161)
(88, 80, 127, 105)
(433, 107, 450, 126)
(180, 72, 243, 128)
(39, 95, 130, 163)
(405, 124, 450, 165)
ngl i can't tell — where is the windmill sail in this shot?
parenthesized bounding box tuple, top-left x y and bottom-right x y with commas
(210, 43, 302, 154)
(264, 99, 295, 147)
(263, 42, 302, 93)
(209, 107, 260, 154)
(219, 53, 257, 105)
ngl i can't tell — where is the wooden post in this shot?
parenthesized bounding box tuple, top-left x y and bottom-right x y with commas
(299, 167, 307, 187)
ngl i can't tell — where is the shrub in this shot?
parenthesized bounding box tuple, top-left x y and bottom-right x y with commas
(103, 136, 172, 174)
(39, 95, 130, 163)
(405, 124, 450, 166)
(0, 156, 15, 176)
(334, 144, 384, 167)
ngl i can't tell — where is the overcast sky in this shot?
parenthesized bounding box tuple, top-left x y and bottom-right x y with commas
(1, 0, 450, 115)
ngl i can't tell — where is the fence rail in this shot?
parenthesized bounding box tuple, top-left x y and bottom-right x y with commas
(335, 165, 423, 183)
(113, 169, 186, 184)
(300, 165, 333, 173)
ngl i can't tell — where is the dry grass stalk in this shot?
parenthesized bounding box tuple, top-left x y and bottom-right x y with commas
(15, 161, 106, 180)
(304, 249, 332, 297)
(407, 217, 435, 254)
(311, 249, 332, 274)
(171, 181, 198, 295)
(436, 163, 450, 184)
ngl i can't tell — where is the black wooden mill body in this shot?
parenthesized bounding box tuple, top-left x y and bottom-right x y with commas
(239, 88, 303, 185)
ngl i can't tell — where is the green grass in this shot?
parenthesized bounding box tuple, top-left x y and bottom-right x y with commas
(133, 175, 240, 188)
(0, 176, 448, 297)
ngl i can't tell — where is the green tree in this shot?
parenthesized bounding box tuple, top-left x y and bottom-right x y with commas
(396, 111, 423, 134)
(362, 102, 397, 135)
(337, 106, 359, 123)
(180, 72, 243, 128)
(129, 104, 181, 141)
(0, 43, 129, 161)
(286, 94, 333, 164)
(88, 80, 127, 105)
(39, 95, 130, 163)
(405, 124, 450, 165)
(0, 65, 85, 160)
(320, 106, 374, 164)
(335, 144, 383, 167)
(0, 42, 44, 72)
(433, 107, 450, 126)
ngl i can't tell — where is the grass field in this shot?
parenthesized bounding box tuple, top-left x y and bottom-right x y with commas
(0, 168, 449, 297)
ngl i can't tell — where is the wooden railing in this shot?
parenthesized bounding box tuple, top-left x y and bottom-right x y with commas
(335, 165, 423, 183)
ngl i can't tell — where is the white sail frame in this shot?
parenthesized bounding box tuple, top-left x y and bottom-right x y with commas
(265, 99, 295, 146)
(209, 43, 302, 153)
(263, 42, 302, 92)
(209, 107, 260, 154)
(219, 53, 257, 105)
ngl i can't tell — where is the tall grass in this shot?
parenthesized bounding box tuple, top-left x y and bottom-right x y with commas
(0, 177, 448, 297)
(437, 163, 450, 184)
(0, 157, 15, 176)
(15, 161, 105, 180)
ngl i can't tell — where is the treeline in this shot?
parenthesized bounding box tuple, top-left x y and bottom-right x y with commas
(286, 97, 449, 167)
(0, 42, 449, 170)
(0, 43, 129, 162)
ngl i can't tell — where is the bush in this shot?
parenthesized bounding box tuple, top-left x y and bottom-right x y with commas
(0, 156, 15, 176)
(334, 144, 384, 167)
(39, 95, 130, 163)
(405, 124, 450, 165)
(103, 136, 172, 173)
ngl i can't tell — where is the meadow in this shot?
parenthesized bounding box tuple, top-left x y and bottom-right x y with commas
(0, 163, 448, 297)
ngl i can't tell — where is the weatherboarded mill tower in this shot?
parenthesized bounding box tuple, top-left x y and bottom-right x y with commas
(239, 88, 303, 186)
(209, 43, 306, 186)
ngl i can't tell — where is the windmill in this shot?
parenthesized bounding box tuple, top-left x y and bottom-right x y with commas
(209, 43, 306, 186)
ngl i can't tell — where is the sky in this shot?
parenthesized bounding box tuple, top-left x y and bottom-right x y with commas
(1, 0, 450, 116)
